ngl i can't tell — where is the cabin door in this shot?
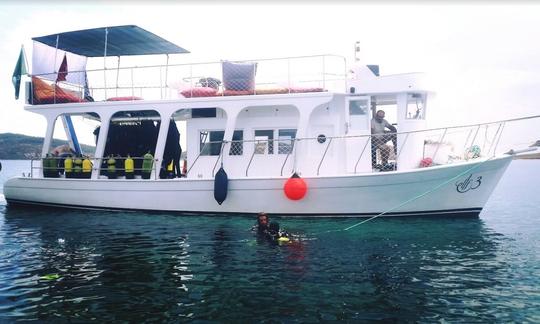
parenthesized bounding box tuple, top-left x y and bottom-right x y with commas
(345, 96, 371, 173)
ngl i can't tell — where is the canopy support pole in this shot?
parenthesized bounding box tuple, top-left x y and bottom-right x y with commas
(104, 27, 108, 100)
(164, 54, 169, 99)
(54, 35, 59, 104)
(116, 56, 121, 97)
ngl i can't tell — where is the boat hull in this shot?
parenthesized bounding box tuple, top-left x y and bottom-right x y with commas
(4, 156, 512, 217)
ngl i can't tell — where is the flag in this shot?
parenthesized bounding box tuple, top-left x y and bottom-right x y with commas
(12, 46, 27, 100)
(56, 54, 68, 82)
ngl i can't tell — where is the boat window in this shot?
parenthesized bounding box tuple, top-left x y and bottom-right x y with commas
(200, 130, 243, 156)
(230, 131, 244, 156)
(278, 129, 297, 154)
(349, 99, 368, 115)
(406, 93, 426, 120)
(254, 130, 274, 154)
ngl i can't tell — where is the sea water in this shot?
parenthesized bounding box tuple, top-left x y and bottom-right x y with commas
(0, 159, 539, 322)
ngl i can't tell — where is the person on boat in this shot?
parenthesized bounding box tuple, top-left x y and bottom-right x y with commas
(161, 121, 182, 178)
(52, 144, 74, 156)
(51, 144, 75, 174)
(371, 110, 397, 168)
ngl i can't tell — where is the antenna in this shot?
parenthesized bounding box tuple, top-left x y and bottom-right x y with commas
(354, 41, 360, 62)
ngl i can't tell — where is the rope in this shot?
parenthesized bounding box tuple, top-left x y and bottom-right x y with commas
(316, 155, 496, 235)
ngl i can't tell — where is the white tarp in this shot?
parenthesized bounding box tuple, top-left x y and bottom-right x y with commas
(32, 41, 88, 85)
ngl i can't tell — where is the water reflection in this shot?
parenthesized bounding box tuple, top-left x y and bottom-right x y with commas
(0, 206, 523, 322)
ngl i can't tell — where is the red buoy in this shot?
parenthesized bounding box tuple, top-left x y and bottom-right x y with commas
(284, 173, 307, 200)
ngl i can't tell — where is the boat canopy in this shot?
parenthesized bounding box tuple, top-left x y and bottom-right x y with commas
(32, 25, 189, 57)
(31, 25, 189, 86)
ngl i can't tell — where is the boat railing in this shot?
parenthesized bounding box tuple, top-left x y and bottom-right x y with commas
(26, 115, 540, 179)
(27, 54, 347, 104)
(184, 117, 533, 177)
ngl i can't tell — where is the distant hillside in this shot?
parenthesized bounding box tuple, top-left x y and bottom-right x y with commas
(0, 133, 95, 160)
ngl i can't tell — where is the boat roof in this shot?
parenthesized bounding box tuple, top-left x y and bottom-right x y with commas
(32, 25, 189, 57)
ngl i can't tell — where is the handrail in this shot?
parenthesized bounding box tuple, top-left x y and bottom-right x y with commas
(245, 140, 263, 177)
(26, 115, 539, 180)
(354, 137, 371, 174)
(27, 54, 348, 103)
(317, 137, 333, 176)
(492, 122, 506, 156)
(187, 144, 207, 176)
(395, 133, 409, 169)
(280, 146, 293, 176)
(431, 128, 447, 163)
(29, 54, 347, 78)
(212, 141, 226, 177)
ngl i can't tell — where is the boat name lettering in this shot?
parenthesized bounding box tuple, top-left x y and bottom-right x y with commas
(456, 174, 482, 193)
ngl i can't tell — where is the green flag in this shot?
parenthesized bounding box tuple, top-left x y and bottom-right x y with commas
(12, 46, 28, 100)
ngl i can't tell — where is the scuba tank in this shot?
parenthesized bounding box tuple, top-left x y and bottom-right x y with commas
(167, 160, 174, 179)
(125, 155, 134, 179)
(43, 153, 58, 178)
(82, 157, 92, 179)
(64, 156, 73, 178)
(73, 156, 83, 179)
(142, 152, 154, 179)
(107, 156, 117, 179)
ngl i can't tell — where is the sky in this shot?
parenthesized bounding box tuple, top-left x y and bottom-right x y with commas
(0, 2, 539, 148)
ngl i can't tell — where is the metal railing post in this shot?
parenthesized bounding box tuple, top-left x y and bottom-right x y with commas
(245, 140, 260, 177)
(317, 138, 333, 176)
(354, 136, 371, 174)
(322, 55, 326, 89)
(395, 133, 410, 171)
(431, 128, 447, 163)
(280, 139, 295, 176)
(487, 123, 502, 156)
(493, 122, 506, 156)
(212, 141, 226, 177)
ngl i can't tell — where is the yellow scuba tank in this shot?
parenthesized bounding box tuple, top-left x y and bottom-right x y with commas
(107, 156, 117, 179)
(125, 155, 134, 179)
(277, 236, 290, 244)
(73, 157, 83, 179)
(142, 152, 154, 179)
(82, 157, 92, 178)
(64, 156, 73, 178)
(167, 160, 174, 179)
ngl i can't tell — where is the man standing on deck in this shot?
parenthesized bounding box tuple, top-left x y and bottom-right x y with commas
(371, 110, 397, 168)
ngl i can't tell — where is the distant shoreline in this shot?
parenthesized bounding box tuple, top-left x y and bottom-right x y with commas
(0, 133, 95, 160)
(515, 153, 540, 160)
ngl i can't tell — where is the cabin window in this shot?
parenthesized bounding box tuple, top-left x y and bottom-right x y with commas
(254, 130, 274, 154)
(200, 130, 243, 156)
(406, 93, 426, 120)
(278, 129, 297, 154)
(349, 99, 368, 115)
(254, 129, 297, 155)
(230, 131, 244, 156)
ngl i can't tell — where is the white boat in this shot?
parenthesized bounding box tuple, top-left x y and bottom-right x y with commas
(4, 25, 536, 217)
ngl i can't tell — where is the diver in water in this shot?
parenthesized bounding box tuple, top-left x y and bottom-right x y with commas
(254, 212, 290, 243)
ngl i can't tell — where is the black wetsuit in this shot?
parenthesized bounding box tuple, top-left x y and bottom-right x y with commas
(255, 222, 287, 243)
